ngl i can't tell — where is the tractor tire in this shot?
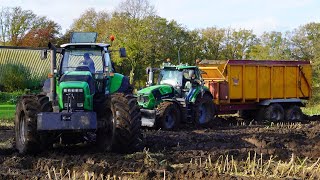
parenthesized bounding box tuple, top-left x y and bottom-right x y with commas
(194, 94, 214, 125)
(15, 95, 42, 154)
(285, 106, 303, 122)
(36, 94, 54, 149)
(156, 101, 180, 130)
(264, 103, 284, 122)
(96, 93, 142, 153)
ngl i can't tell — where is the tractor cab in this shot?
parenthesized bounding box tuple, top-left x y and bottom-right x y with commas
(157, 63, 202, 98)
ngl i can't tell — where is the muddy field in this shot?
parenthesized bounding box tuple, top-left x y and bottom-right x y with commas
(1, 116, 320, 179)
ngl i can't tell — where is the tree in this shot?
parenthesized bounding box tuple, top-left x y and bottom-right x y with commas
(249, 31, 291, 60)
(221, 28, 257, 59)
(21, 19, 60, 47)
(0, 6, 61, 47)
(200, 27, 225, 60)
(70, 8, 111, 42)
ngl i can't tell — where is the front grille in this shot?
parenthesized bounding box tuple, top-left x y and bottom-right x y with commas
(63, 91, 84, 110)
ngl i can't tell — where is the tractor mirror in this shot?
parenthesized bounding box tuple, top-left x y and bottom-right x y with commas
(40, 49, 47, 60)
(119, 48, 127, 58)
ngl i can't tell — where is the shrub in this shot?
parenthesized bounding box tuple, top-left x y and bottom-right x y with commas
(0, 63, 31, 92)
(0, 91, 24, 104)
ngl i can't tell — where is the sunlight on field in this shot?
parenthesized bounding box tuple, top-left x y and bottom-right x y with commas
(0, 104, 15, 122)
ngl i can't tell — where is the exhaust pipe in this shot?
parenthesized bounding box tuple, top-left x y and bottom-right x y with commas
(146, 67, 153, 87)
(48, 42, 58, 112)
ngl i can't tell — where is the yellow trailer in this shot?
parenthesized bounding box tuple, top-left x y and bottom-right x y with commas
(198, 60, 312, 122)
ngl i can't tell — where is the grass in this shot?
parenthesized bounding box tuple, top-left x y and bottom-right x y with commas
(302, 104, 320, 116)
(0, 104, 15, 121)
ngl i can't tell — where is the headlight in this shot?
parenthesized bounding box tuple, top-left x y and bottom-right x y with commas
(77, 103, 84, 107)
(137, 95, 149, 103)
(63, 88, 83, 93)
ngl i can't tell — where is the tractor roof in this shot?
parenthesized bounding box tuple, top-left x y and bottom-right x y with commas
(162, 63, 197, 70)
(61, 43, 111, 48)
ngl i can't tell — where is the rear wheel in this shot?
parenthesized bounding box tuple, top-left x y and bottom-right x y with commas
(194, 94, 214, 125)
(156, 101, 180, 130)
(264, 103, 284, 122)
(15, 95, 41, 154)
(285, 106, 303, 122)
(96, 93, 142, 153)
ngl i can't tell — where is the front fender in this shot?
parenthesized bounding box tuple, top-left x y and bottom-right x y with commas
(109, 73, 132, 93)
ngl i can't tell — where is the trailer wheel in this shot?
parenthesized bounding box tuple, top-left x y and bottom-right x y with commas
(264, 103, 284, 122)
(15, 95, 41, 154)
(285, 106, 303, 122)
(194, 94, 214, 125)
(156, 101, 180, 130)
(96, 93, 142, 153)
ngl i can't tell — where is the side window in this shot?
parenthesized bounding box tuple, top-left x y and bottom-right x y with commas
(104, 52, 113, 72)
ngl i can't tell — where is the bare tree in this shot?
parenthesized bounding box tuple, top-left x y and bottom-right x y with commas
(116, 0, 156, 19)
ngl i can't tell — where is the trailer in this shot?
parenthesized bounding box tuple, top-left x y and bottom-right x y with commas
(198, 60, 312, 122)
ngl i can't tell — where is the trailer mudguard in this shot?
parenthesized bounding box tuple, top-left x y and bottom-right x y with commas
(259, 98, 304, 106)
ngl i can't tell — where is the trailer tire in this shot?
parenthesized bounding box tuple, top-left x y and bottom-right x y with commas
(264, 103, 284, 122)
(285, 106, 303, 122)
(156, 101, 180, 130)
(96, 93, 142, 153)
(194, 94, 214, 125)
(15, 95, 42, 154)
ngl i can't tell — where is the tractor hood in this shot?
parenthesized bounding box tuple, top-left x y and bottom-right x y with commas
(137, 84, 174, 109)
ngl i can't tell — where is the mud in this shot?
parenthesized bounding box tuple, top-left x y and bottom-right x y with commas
(1, 116, 320, 179)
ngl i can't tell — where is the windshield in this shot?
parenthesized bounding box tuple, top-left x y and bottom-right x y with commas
(158, 69, 182, 87)
(61, 49, 103, 74)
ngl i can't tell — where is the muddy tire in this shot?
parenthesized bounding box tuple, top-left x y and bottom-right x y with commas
(285, 106, 303, 122)
(96, 93, 142, 153)
(264, 103, 284, 122)
(15, 95, 42, 154)
(156, 101, 180, 130)
(194, 94, 214, 125)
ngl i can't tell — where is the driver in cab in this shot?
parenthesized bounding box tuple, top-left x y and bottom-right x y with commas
(80, 53, 95, 73)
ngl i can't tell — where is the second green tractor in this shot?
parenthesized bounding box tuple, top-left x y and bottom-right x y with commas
(137, 62, 215, 130)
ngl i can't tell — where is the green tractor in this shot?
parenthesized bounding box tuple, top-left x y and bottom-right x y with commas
(137, 62, 215, 130)
(15, 32, 142, 154)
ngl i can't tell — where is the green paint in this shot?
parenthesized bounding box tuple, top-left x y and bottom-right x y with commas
(137, 84, 173, 109)
(109, 73, 124, 93)
(58, 81, 93, 110)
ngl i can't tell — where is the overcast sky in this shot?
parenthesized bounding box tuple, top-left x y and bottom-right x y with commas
(1, 0, 319, 35)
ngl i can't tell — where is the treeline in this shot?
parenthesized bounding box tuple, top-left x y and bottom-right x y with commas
(1, 0, 320, 88)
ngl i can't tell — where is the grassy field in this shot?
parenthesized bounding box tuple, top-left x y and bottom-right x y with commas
(0, 104, 15, 121)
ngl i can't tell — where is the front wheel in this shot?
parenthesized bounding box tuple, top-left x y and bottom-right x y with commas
(96, 93, 142, 153)
(15, 96, 41, 154)
(156, 101, 180, 130)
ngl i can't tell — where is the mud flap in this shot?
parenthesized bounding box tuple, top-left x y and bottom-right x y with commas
(37, 112, 97, 131)
(141, 109, 156, 127)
